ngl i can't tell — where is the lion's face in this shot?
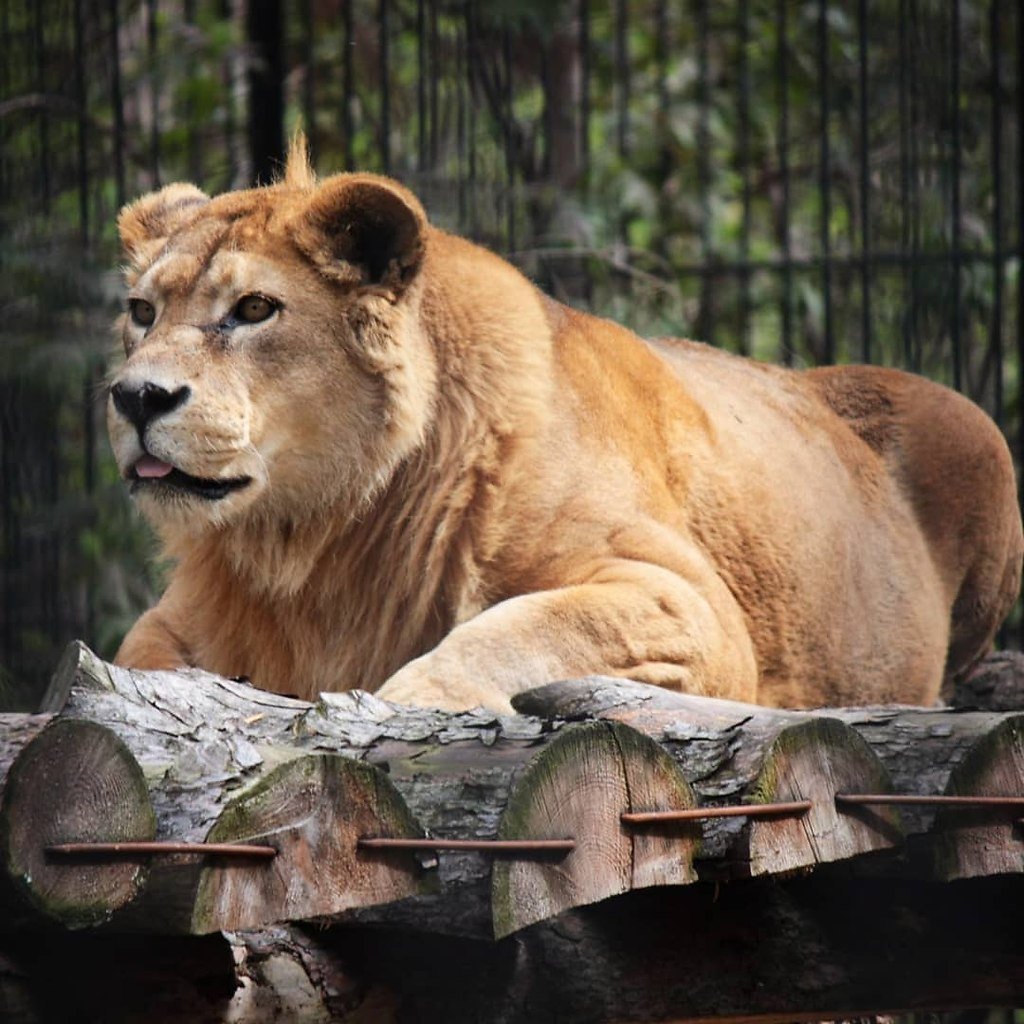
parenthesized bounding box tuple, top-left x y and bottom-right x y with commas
(108, 153, 433, 543)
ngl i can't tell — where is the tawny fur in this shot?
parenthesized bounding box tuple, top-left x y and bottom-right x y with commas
(108, 138, 1023, 713)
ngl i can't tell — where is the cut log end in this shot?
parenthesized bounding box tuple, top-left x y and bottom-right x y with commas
(0, 719, 155, 927)
(748, 718, 902, 876)
(934, 715, 1024, 881)
(193, 754, 431, 933)
(492, 721, 697, 938)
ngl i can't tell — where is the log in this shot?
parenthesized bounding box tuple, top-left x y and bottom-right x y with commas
(516, 678, 903, 873)
(933, 714, 1024, 881)
(10, 644, 1024, 941)
(0, 718, 155, 927)
(3, 873, 1024, 1022)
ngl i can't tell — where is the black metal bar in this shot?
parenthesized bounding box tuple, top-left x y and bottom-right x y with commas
(417, 0, 427, 171)
(33, 0, 50, 214)
(738, 0, 752, 357)
(73, 0, 89, 245)
(303, 0, 315, 151)
(456, 12, 467, 224)
(503, 27, 515, 251)
(950, 0, 963, 391)
(184, 0, 200, 183)
(146, 0, 160, 187)
(1017, 2, 1024, 650)
(696, 0, 713, 343)
(776, 0, 793, 365)
(991, 0, 1004, 425)
(615, 0, 629, 159)
(429, 0, 439, 169)
(858, 0, 871, 364)
(818, 0, 834, 365)
(379, 0, 391, 174)
(465, 0, 477, 235)
(109, 0, 126, 208)
(246, 0, 284, 184)
(898, 0, 912, 369)
(342, 0, 354, 170)
(579, 0, 590, 184)
(908, 0, 921, 373)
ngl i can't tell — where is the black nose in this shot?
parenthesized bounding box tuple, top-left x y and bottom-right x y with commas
(111, 381, 190, 432)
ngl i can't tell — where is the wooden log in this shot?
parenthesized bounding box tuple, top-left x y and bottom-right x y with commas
(516, 679, 902, 874)
(32, 646, 431, 933)
(23, 645, 1024, 937)
(933, 714, 1024, 881)
(114, 753, 431, 935)
(4, 873, 1024, 1022)
(0, 718, 155, 927)
(491, 721, 698, 937)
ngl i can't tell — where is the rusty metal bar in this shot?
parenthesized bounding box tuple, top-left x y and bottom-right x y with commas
(359, 837, 575, 855)
(46, 841, 276, 859)
(621, 800, 812, 825)
(836, 794, 1024, 809)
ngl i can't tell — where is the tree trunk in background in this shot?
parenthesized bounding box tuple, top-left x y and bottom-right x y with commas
(246, 0, 284, 185)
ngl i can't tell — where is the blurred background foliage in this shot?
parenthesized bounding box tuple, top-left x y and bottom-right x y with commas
(1, 0, 1023, 709)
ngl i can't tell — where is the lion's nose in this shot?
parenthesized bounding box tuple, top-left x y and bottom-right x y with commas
(111, 381, 190, 432)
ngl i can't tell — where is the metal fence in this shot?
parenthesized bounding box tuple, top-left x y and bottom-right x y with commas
(2, 0, 1023, 705)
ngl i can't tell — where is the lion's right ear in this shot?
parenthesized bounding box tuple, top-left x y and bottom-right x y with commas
(290, 174, 427, 298)
(118, 183, 209, 267)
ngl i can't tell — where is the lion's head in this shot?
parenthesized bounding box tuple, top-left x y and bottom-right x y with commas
(108, 138, 436, 550)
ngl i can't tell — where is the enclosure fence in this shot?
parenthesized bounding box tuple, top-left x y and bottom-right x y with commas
(2, 0, 1023, 703)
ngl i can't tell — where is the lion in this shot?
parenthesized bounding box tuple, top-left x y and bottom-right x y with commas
(107, 137, 1023, 714)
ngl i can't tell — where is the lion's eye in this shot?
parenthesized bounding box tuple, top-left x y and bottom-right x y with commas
(128, 298, 156, 328)
(234, 295, 277, 324)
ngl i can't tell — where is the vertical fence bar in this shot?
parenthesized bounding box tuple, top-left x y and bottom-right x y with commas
(417, 0, 427, 170)
(1017, 2, 1024, 577)
(615, 0, 629, 159)
(303, 0, 315, 152)
(817, 0, 834, 365)
(738, 0, 752, 356)
(898, 0, 912, 369)
(655, 0, 669, 182)
(503, 28, 515, 250)
(950, 0, 963, 392)
(0, 0, 8, 212)
(858, 0, 871, 364)
(465, 0, 477, 235)
(146, 0, 160, 187)
(776, 0, 793, 365)
(696, 0, 713, 342)
(109, 0, 126, 208)
(456, 11, 467, 223)
(184, 0, 200, 183)
(991, 0, 1004, 424)
(579, 0, 590, 184)
(342, 0, 355, 170)
(429, 0, 439, 169)
(379, 0, 391, 174)
(908, 0, 921, 373)
(33, 0, 50, 214)
(73, 0, 90, 246)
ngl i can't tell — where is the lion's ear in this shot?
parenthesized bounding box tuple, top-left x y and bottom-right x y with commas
(290, 175, 427, 295)
(118, 183, 210, 265)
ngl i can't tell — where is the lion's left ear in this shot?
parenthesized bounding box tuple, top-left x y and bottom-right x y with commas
(290, 174, 427, 296)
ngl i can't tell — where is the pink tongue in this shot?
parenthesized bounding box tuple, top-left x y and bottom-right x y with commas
(135, 455, 174, 479)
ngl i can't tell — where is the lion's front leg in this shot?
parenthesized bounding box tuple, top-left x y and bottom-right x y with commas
(114, 606, 193, 671)
(374, 560, 759, 713)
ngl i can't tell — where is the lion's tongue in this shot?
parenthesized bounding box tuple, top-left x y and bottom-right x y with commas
(135, 455, 174, 479)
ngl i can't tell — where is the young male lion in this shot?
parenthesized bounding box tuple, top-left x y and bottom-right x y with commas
(108, 138, 1022, 714)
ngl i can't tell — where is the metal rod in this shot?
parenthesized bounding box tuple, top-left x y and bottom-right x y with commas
(46, 842, 276, 859)
(836, 794, 1024, 809)
(622, 801, 812, 824)
(817, 0, 834, 365)
(359, 838, 575, 854)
